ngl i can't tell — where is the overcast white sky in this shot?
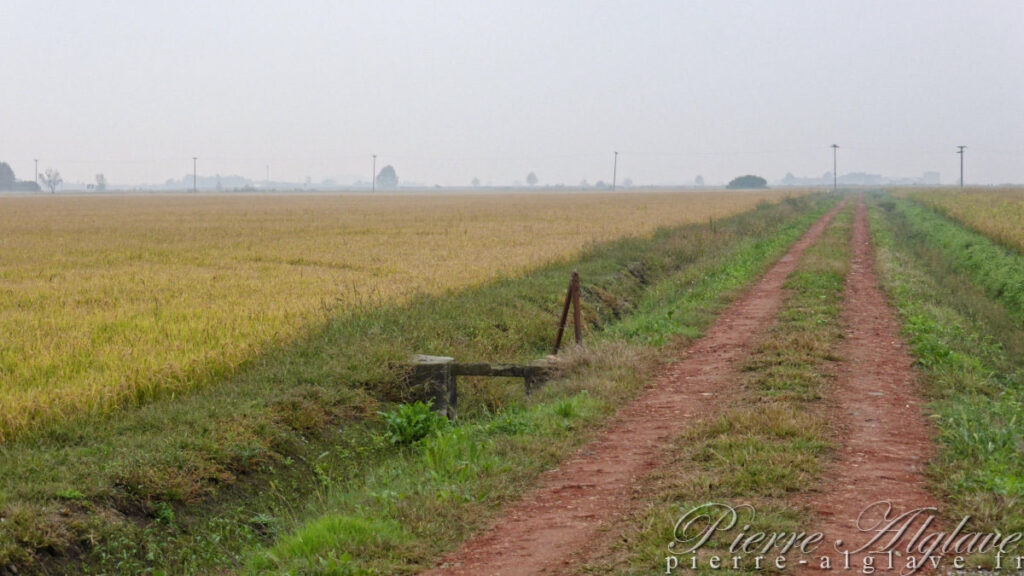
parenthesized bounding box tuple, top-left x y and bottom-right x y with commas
(2, 1, 1022, 186)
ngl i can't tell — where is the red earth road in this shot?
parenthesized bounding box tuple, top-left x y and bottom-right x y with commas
(795, 196, 939, 574)
(423, 201, 847, 575)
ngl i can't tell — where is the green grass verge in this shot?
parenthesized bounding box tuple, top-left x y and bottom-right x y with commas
(248, 353, 640, 575)
(0, 194, 837, 575)
(884, 196, 1024, 318)
(576, 201, 853, 575)
(867, 193, 1024, 552)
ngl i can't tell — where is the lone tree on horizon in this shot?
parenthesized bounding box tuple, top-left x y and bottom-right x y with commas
(526, 172, 538, 186)
(726, 174, 767, 189)
(40, 168, 63, 194)
(376, 165, 398, 189)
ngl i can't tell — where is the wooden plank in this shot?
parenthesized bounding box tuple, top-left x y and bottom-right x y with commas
(453, 363, 537, 378)
(408, 356, 555, 407)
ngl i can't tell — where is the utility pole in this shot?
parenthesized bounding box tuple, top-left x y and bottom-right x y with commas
(34, 159, 38, 184)
(372, 154, 377, 193)
(266, 164, 270, 183)
(192, 157, 197, 193)
(612, 151, 619, 192)
(831, 144, 839, 192)
(957, 146, 966, 188)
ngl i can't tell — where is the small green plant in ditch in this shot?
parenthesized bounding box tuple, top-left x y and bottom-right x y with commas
(554, 399, 576, 418)
(56, 488, 86, 501)
(379, 400, 449, 445)
(422, 427, 493, 487)
(152, 501, 175, 525)
(487, 408, 533, 435)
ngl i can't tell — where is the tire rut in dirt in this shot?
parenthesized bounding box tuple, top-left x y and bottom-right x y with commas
(795, 195, 940, 574)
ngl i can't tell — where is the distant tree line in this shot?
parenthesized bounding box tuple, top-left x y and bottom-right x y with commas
(0, 162, 42, 192)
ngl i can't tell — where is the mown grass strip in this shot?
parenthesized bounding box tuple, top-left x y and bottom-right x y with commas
(577, 202, 853, 575)
(867, 193, 1024, 549)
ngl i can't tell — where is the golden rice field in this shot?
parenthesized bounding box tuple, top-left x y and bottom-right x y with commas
(902, 187, 1024, 252)
(0, 190, 803, 439)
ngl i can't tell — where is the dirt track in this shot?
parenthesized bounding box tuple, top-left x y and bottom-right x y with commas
(795, 196, 939, 574)
(423, 201, 846, 575)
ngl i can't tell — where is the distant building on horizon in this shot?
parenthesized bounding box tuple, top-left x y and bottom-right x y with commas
(777, 170, 943, 187)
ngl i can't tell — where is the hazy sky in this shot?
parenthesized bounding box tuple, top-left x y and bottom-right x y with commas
(3, 1, 1022, 186)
